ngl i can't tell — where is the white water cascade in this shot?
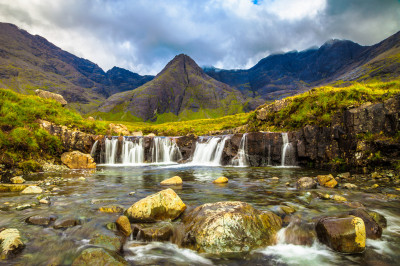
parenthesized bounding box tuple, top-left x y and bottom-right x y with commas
(151, 137, 182, 164)
(105, 138, 119, 164)
(190, 136, 229, 166)
(281, 133, 293, 166)
(122, 138, 145, 164)
(232, 133, 249, 167)
(90, 140, 98, 158)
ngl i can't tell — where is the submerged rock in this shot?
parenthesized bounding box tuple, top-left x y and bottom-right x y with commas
(125, 188, 186, 222)
(182, 201, 282, 254)
(25, 215, 56, 226)
(0, 228, 25, 259)
(0, 184, 30, 192)
(316, 216, 366, 253)
(367, 210, 387, 228)
(283, 218, 316, 246)
(89, 233, 124, 252)
(21, 185, 42, 194)
(160, 176, 183, 186)
(53, 217, 80, 229)
(317, 174, 338, 188)
(134, 223, 174, 242)
(71, 248, 127, 266)
(99, 205, 124, 213)
(213, 176, 229, 184)
(296, 177, 317, 190)
(61, 151, 96, 169)
(116, 216, 132, 237)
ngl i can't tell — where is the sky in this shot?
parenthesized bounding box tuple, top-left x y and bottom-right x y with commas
(0, 0, 399, 75)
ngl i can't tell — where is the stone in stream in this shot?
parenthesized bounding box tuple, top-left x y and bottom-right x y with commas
(296, 177, 317, 190)
(125, 188, 186, 222)
(343, 183, 358, 189)
(367, 210, 387, 228)
(348, 208, 383, 239)
(116, 216, 132, 237)
(71, 248, 127, 266)
(283, 218, 316, 246)
(316, 216, 366, 253)
(0, 184, 30, 192)
(25, 215, 57, 226)
(10, 176, 25, 184)
(21, 185, 43, 194)
(61, 151, 96, 169)
(133, 222, 174, 241)
(160, 176, 183, 186)
(182, 201, 282, 254)
(53, 217, 80, 229)
(0, 228, 25, 259)
(99, 205, 124, 213)
(89, 233, 124, 252)
(317, 174, 338, 188)
(213, 176, 229, 184)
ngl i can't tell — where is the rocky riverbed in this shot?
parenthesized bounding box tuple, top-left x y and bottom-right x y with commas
(0, 165, 399, 265)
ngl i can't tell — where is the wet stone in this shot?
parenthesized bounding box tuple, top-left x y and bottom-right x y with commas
(53, 218, 80, 229)
(160, 176, 183, 186)
(296, 177, 317, 190)
(134, 223, 174, 242)
(71, 248, 127, 266)
(116, 216, 132, 237)
(99, 205, 125, 213)
(349, 208, 383, 239)
(25, 215, 55, 226)
(89, 233, 124, 252)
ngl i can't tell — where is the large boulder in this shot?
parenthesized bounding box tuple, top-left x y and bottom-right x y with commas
(316, 216, 366, 253)
(182, 201, 282, 254)
(35, 89, 67, 106)
(349, 208, 383, 239)
(108, 123, 130, 136)
(61, 151, 96, 169)
(125, 188, 186, 222)
(71, 248, 127, 266)
(21, 185, 42, 194)
(0, 228, 25, 259)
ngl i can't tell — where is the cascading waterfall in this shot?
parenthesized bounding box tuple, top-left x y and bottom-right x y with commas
(190, 136, 229, 166)
(151, 137, 182, 164)
(281, 133, 293, 166)
(90, 140, 98, 158)
(232, 133, 249, 167)
(122, 138, 144, 164)
(105, 138, 119, 164)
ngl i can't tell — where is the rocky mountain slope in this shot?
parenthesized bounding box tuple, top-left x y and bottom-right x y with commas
(205, 31, 400, 102)
(97, 54, 244, 122)
(0, 23, 153, 113)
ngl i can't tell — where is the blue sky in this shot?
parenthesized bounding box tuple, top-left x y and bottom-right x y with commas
(0, 0, 399, 75)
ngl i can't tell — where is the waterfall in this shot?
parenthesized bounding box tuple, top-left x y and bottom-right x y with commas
(122, 138, 144, 164)
(190, 136, 229, 166)
(151, 137, 182, 164)
(232, 133, 249, 167)
(105, 138, 119, 164)
(281, 133, 294, 166)
(90, 140, 98, 158)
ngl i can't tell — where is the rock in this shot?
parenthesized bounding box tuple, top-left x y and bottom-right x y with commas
(280, 206, 296, 215)
(182, 201, 282, 254)
(25, 215, 55, 226)
(21, 186, 42, 194)
(89, 233, 123, 252)
(35, 89, 67, 106)
(78, 177, 86, 181)
(87, 116, 95, 121)
(53, 218, 80, 229)
(128, 192, 135, 196)
(125, 188, 186, 222)
(160, 176, 183, 186)
(106, 222, 118, 231)
(99, 205, 124, 213)
(367, 211, 387, 228)
(349, 208, 382, 239)
(0, 184, 30, 192)
(39, 199, 49, 205)
(213, 176, 229, 184)
(134, 223, 174, 241)
(15, 204, 32, 211)
(0, 228, 25, 259)
(343, 183, 358, 189)
(338, 172, 351, 179)
(109, 123, 130, 136)
(61, 151, 96, 169)
(116, 216, 132, 237)
(146, 133, 156, 137)
(317, 174, 338, 188)
(284, 219, 316, 246)
(91, 199, 117, 204)
(10, 176, 25, 184)
(371, 172, 381, 179)
(270, 177, 279, 180)
(71, 248, 127, 266)
(316, 216, 366, 253)
(371, 184, 379, 189)
(331, 195, 347, 202)
(296, 177, 317, 190)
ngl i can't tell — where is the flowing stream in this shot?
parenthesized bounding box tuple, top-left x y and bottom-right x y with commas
(1, 165, 399, 265)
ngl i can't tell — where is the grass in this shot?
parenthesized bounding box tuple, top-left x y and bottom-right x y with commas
(248, 80, 400, 131)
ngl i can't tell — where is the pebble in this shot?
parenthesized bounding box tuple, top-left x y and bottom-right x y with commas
(15, 204, 32, 211)
(128, 192, 136, 196)
(78, 177, 86, 181)
(371, 184, 379, 189)
(39, 199, 50, 204)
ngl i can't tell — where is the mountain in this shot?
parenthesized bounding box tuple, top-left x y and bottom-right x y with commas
(0, 22, 153, 113)
(96, 54, 244, 122)
(205, 31, 400, 101)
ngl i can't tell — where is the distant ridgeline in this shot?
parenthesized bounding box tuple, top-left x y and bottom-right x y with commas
(0, 22, 399, 122)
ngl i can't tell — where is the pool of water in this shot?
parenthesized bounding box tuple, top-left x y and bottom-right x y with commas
(0, 165, 399, 265)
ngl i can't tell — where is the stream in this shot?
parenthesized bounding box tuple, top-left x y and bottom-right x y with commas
(0, 164, 399, 265)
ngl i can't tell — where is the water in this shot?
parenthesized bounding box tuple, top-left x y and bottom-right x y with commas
(190, 136, 229, 166)
(151, 137, 182, 164)
(122, 137, 145, 164)
(1, 165, 399, 265)
(232, 133, 249, 167)
(281, 133, 289, 166)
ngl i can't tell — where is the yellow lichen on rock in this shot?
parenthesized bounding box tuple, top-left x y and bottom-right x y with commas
(352, 217, 366, 249)
(160, 176, 183, 186)
(213, 176, 228, 184)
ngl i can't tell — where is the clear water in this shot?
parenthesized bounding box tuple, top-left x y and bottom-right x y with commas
(0, 165, 399, 265)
